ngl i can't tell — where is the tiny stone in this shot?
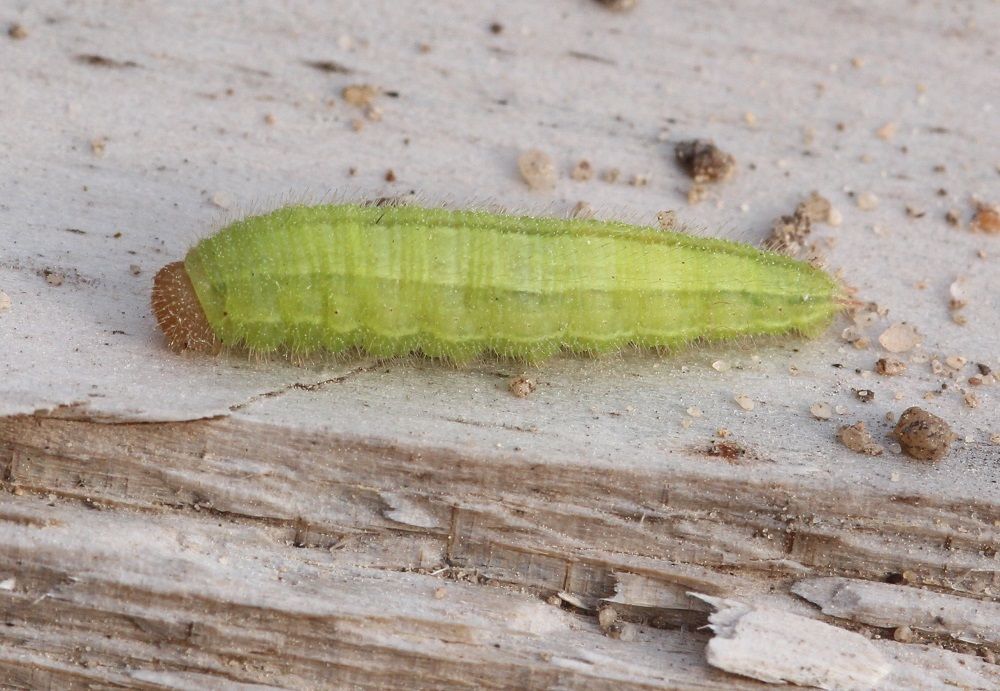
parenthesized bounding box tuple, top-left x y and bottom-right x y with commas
(129, 264, 141, 276)
(875, 357, 906, 376)
(0, 291, 10, 313)
(838, 421, 884, 456)
(384, 169, 396, 182)
(8, 23, 27, 39)
(976, 363, 992, 376)
(597, 606, 618, 629)
(517, 149, 556, 190)
(629, 173, 650, 187)
(857, 192, 879, 210)
(945, 355, 967, 370)
(734, 394, 754, 411)
(434, 587, 447, 600)
(893, 625, 914, 643)
(878, 322, 921, 353)
(854, 388, 875, 403)
(971, 202, 1000, 234)
(210, 191, 232, 209)
(570, 159, 593, 181)
(893, 406, 955, 461)
(945, 208, 961, 226)
(963, 392, 979, 409)
(841, 326, 864, 343)
(743, 111, 757, 127)
(875, 122, 897, 140)
(810, 402, 832, 420)
(797, 191, 833, 223)
(686, 406, 703, 418)
(605, 622, 636, 641)
(508, 376, 537, 398)
(264, 113, 277, 125)
(990, 433, 1000, 445)
(949, 278, 968, 310)
(601, 167, 620, 183)
(656, 210, 677, 230)
(342, 84, 379, 108)
(711, 360, 729, 372)
(90, 137, 107, 156)
(828, 206, 843, 226)
(43, 270, 64, 287)
(596, 0, 637, 10)
(674, 139, 736, 183)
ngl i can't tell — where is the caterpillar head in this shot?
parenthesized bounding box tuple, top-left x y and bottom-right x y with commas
(151, 261, 221, 354)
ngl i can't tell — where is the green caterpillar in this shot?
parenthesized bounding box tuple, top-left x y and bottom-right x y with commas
(152, 203, 842, 362)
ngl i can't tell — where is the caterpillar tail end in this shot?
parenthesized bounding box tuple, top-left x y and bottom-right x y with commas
(151, 261, 221, 354)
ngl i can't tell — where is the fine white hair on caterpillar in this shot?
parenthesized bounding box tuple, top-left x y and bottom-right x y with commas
(152, 203, 843, 363)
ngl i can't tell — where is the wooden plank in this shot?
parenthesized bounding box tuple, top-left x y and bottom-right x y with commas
(1, 0, 998, 686)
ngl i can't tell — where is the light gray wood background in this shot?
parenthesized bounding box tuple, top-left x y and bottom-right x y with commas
(1, 1, 998, 688)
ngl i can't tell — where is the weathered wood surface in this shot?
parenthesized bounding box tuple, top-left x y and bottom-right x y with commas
(1, 0, 998, 688)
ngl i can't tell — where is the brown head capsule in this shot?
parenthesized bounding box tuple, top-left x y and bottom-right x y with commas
(151, 261, 221, 354)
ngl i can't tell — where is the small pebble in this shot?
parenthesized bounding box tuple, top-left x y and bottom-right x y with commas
(0, 291, 10, 313)
(810, 402, 832, 420)
(518, 149, 556, 190)
(857, 192, 879, 211)
(945, 356, 967, 370)
(210, 191, 233, 209)
(686, 406, 703, 418)
(970, 202, 1000, 234)
(893, 407, 955, 461)
(656, 210, 677, 230)
(838, 421, 884, 456)
(711, 360, 730, 372)
(875, 357, 906, 376)
(875, 122, 897, 140)
(596, 0, 637, 10)
(674, 139, 736, 183)
(570, 160, 593, 181)
(508, 376, 537, 398)
(734, 394, 754, 411)
(878, 323, 921, 353)
(342, 84, 379, 108)
(854, 389, 875, 403)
